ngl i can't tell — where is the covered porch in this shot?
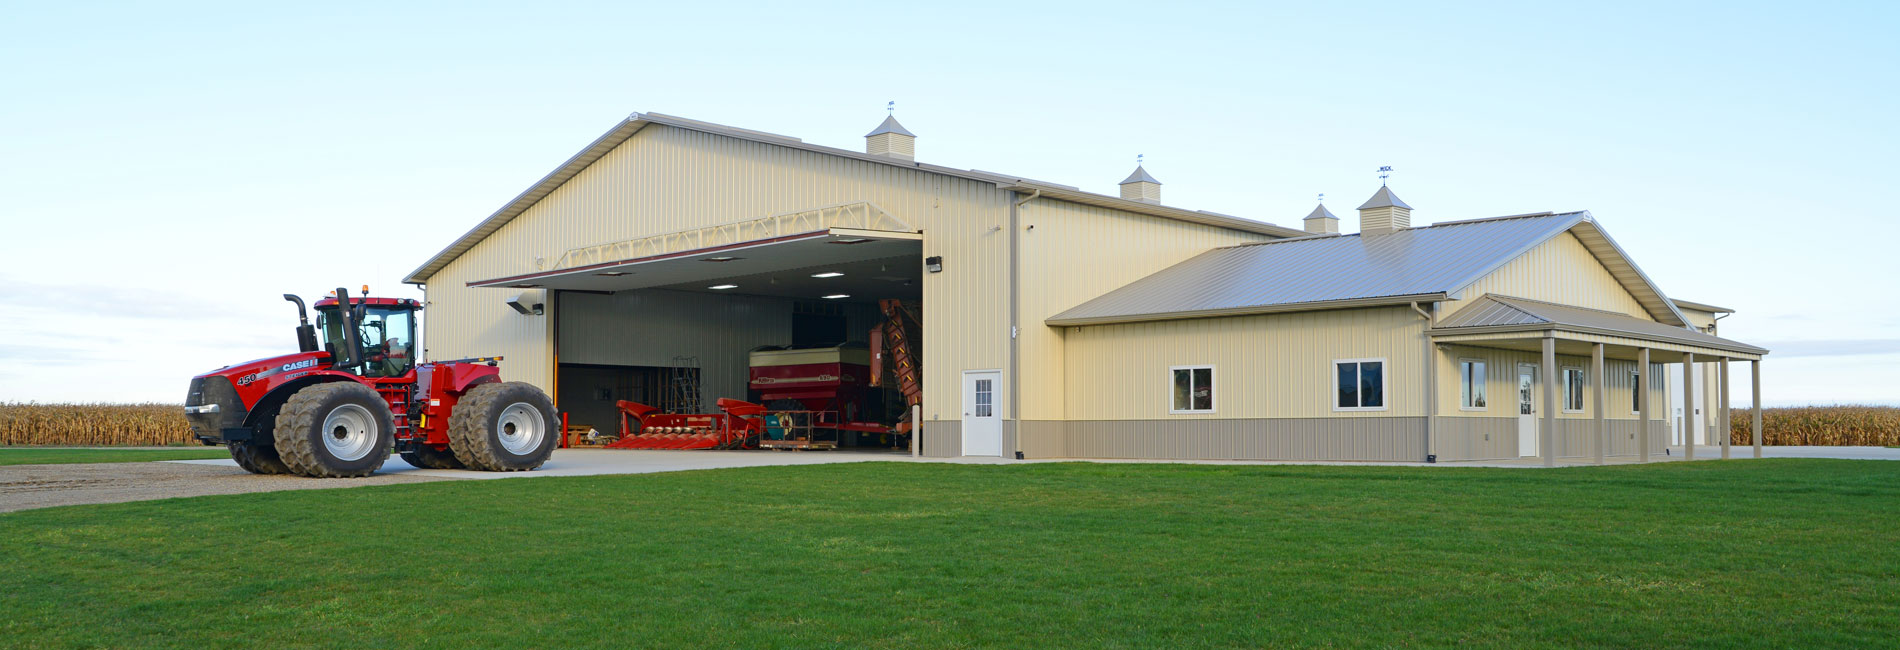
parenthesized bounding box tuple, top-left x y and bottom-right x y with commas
(1429, 295, 1769, 466)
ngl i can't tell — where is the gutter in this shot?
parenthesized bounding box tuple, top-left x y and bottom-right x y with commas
(1412, 301, 1437, 463)
(1046, 293, 1451, 328)
(1426, 323, 1768, 356)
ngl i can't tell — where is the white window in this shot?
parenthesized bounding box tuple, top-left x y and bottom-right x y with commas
(974, 378, 993, 417)
(1334, 359, 1387, 411)
(1563, 367, 1585, 412)
(1170, 365, 1215, 413)
(1459, 359, 1487, 411)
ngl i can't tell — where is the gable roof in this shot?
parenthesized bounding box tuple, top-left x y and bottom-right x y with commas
(1436, 295, 1766, 355)
(403, 112, 1308, 284)
(1045, 211, 1691, 327)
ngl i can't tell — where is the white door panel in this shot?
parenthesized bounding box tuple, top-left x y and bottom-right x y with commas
(962, 370, 1002, 457)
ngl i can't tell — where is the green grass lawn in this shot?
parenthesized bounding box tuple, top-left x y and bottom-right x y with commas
(2, 460, 1896, 648)
(0, 447, 228, 466)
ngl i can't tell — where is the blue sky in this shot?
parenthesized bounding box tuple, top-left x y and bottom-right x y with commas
(1, 1, 1895, 405)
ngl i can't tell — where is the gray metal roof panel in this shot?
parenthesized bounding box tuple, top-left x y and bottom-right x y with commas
(1304, 203, 1338, 221)
(1356, 186, 1412, 210)
(1120, 165, 1161, 185)
(865, 115, 914, 137)
(1438, 295, 1768, 355)
(1048, 213, 1587, 325)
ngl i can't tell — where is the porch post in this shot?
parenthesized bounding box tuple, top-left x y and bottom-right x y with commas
(1719, 358, 1732, 460)
(1592, 342, 1606, 465)
(1542, 335, 1558, 467)
(1682, 352, 1696, 461)
(1751, 360, 1763, 458)
(1638, 347, 1652, 462)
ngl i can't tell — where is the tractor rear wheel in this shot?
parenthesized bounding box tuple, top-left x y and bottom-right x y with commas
(447, 382, 558, 472)
(400, 444, 465, 469)
(274, 382, 393, 478)
(228, 441, 291, 475)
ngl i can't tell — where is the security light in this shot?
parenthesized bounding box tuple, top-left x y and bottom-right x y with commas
(925, 256, 943, 273)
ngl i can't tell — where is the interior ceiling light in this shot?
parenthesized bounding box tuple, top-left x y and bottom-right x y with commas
(709, 284, 738, 290)
(830, 238, 872, 245)
(509, 284, 541, 289)
(701, 256, 741, 262)
(822, 294, 850, 300)
(594, 271, 630, 277)
(811, 272, 844, 278)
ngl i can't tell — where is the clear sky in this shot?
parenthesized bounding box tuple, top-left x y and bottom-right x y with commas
(2, 1, 1895, 406)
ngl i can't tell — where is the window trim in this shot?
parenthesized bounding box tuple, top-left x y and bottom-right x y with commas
(1562, 365, 1586, 413)
(1332, 357, 1390, 412)
(1168, 364, 1217, 414)
(1457, 358, 1489, 412)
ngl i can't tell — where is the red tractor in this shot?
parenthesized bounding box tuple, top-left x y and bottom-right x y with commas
(183, 287, 559, 478)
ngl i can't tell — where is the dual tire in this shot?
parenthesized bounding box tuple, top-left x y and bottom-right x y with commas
(236, 380, 558, 477)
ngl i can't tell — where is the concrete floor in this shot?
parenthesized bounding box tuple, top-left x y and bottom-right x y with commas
(165, 444, 1900, 480)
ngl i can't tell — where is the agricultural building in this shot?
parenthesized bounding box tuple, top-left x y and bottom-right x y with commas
(403, 111, 1768, 463)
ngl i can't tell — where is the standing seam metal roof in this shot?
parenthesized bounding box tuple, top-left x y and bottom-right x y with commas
(1046, 211, 1689, 327)
(1435, 295, 1768, 355)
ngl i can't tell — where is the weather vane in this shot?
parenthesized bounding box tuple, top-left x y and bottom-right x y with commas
(1378, 165, 1393, 186)
(1317, 192, 1325, 203)
(887, 100, 895, 115)
(1137, 153, 1144, 167)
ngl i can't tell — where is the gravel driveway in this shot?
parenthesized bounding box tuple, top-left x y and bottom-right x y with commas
(0, 461, 453, 514)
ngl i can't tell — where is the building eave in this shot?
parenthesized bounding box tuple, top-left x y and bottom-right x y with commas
(1046, 293, 1447, 327)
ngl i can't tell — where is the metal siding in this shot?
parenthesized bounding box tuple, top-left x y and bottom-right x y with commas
(1018, 197, 1273, 421)
(1064, 306, 1426, 420)
(1433, 417, 1518, 461)
(1059, 418, 1426, 461)
(1017, 420, 1069, 458)
(921, 420, 961, 458)
(1436, 344, 1666, 425)
(422, 124, 1013, 414)
(1447, 232, 1653, 321)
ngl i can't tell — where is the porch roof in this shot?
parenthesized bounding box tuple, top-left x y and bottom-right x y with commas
(1430, 295, 1768, 360)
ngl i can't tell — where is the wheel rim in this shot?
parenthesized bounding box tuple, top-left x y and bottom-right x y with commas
(496, 402, 545, 455)
(321, 403, 378, 462)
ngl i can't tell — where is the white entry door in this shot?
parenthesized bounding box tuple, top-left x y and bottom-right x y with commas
(1517, 364, 1539, 457)
(962, 370, 1002, 457)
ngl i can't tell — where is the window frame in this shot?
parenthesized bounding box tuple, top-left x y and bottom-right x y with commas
(1458, 358, 1489, 412)
(1332, 358, 1389, 412)
(1562, 366, 1586, 413)
(1168, 365, 1217, 414)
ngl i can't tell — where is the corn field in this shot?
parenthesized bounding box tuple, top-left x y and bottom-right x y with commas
(1, 403, 194, 446)
(1728, 405, 1900, 447)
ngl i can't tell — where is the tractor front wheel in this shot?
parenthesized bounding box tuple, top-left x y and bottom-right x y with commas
(447, 382, 558, 472)
(274, 383, 393, 478)
(228, 441, 291, 475)
(399, 444, 465, 470)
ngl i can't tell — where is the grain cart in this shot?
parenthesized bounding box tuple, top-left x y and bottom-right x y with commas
(183, 287, 558, 477)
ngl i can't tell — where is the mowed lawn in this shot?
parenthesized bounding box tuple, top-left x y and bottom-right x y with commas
(2, 460, 1896, 648)
(0, 447, 228, 466)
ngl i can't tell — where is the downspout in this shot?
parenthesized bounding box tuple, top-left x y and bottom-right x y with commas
(1008, 189, 1038, 459)
(1411, 301, 1437, 462)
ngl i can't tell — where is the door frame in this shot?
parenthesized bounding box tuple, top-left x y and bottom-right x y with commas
(1517, 363, 1539, 457)
(961, 369, 1004, 457)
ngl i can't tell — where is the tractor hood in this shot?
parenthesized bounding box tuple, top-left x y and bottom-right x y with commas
(192, 350, 332, 387)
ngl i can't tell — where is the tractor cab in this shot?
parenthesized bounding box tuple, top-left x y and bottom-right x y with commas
(314, 296, 420, 378)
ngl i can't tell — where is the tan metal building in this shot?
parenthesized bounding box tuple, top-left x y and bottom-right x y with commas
(404, 111, 1769, 463)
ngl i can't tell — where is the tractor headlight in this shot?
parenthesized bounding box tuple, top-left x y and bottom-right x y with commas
(184, 404, 221, 415)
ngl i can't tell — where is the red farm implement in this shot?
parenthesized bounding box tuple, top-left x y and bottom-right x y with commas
(607, 398, 765, 450)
